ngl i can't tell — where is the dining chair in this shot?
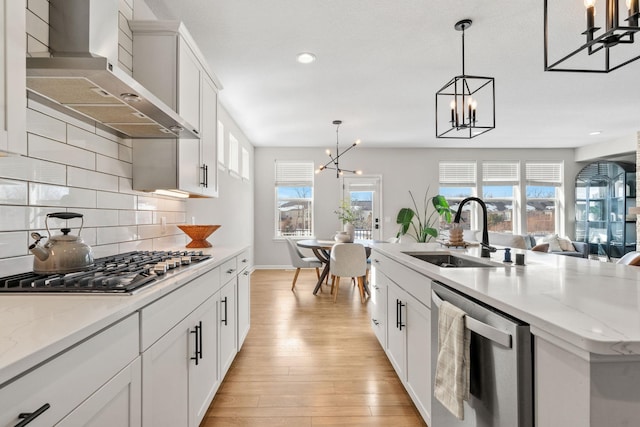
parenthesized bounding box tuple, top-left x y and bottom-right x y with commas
(285, 238, 323, 290)
(330, 243, 367, 303)
(616, 251, 640, 266)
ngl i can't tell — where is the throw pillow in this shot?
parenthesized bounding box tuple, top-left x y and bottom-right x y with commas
(531, 243, 550, 252)
(542, 234, 563, 252)
(558, 237, 577, 252)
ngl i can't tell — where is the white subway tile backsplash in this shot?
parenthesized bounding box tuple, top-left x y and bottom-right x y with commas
(26, 9, 48, 46)
(153, 235, 188, 251)
(27, 109, 67, 142)
(91, 243, 120, 259)
(0, 179, 28, 205)
(119, 210, 153, 226)
(138, 224, 180, 240)
(0, 255, 33, 276)
(137, 195, 159, 211)
(0, 155, 66, 185)
(27, 35, 48, 56)
(80, 227, 97, 247)
(29, 183, 97, 208)
(68, 167, 119, 192)
(118, 177, 136, 195)
(27, 0, 49, 21)
(67, 126, 120, 159)
(96, 226, 138, 245)
(119, 239, 153, 254)
(28, 134, 96, 170)
(28, 100, 96, 134)
(119, 144, 133, 163)
(74, 208, 119, 228)
(0, 206, 30, 230)
(97, 154, 132, 178)
(97, 191, 136, 210)
(0, 232, 29, 258)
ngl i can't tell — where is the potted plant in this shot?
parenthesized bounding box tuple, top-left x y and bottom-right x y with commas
(335, 200, 358, 242)
(396, 190, 454, 243)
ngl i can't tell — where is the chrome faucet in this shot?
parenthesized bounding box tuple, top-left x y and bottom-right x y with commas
(453, 196, 496, 258)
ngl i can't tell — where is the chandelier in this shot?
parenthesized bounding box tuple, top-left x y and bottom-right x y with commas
(435, 19, 495, 139)
(315, 120, 362, 178)
(544, 0, 640, 72)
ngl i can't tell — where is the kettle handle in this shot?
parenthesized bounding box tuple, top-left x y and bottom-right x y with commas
(45, 212, 85, 237)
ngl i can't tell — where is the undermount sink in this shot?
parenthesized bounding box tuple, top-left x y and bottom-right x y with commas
(403, 252, 504, 268)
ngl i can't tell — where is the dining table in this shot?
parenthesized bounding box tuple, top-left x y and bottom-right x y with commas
(296, 239, 374, 295)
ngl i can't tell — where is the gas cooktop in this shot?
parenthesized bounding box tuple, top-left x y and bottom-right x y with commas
(0, 250, 211, 294)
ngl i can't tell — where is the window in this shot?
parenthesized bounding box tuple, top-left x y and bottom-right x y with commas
(275, 161, 314, 237)
(217, 120, 225, 170)
(482, 161, 520, 233)
(228, 133, 239, 177)
(526, 162, 563, 236)
(241, 147, 250, 181)
(439, 161, 477, 229)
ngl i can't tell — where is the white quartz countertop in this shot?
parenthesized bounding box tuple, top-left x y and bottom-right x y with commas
(373, 243, 640, 357)
(0, 245, 248, 387)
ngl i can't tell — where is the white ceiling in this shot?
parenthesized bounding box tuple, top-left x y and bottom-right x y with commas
(142, 0, 640, 150)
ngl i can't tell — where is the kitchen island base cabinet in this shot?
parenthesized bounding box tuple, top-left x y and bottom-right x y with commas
(219, 279, 238, 379)
(535, 335, 640, 426)
(0, 314, 140, 427)
(373, 250, 431, 425)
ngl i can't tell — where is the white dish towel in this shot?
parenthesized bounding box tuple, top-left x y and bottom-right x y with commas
(433, 300, 471, 420)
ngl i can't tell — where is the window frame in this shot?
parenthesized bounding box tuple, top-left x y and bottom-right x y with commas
(274, 161, 314, 239)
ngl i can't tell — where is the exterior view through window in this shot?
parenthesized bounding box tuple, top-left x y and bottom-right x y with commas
(275, 161, 314, 237)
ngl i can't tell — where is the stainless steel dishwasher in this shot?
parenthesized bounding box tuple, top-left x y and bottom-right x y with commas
(430, 281, 533, 427)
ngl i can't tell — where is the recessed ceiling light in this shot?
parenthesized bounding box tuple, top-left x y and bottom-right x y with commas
(589, 131, 602, 136)
(296, 52, 316, 64)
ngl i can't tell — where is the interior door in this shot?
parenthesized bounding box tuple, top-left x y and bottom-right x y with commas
(342, 175, 382, 240)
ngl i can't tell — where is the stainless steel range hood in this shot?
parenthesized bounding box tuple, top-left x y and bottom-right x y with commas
(26, 0, 199, 139)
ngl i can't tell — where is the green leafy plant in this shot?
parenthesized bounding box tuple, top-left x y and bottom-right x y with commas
(334, 199, 358, 224)
(396, 190, 454, 242)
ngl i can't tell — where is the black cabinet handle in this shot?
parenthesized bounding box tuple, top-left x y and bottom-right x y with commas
(398, 300, 406, 331)
(396, 299, 400, 329)
(204, 164, 209, 188)
(15, 403, 51, 427)
(200, 164, 206, 187)
(190, 323, 201, 365)
(221, 296, 228, 325)
(197, 321, 203, 359)
(372, 318, 379, 326)
(226, 268, 235, 274)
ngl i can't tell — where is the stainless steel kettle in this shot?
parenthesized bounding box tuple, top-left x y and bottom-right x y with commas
(29, 212, 94, 274)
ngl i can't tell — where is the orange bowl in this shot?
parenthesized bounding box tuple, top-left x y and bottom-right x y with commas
(177, 224, 221, 248)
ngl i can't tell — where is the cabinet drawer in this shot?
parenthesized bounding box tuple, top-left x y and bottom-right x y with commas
(371, 250, 431, 307)
(237, 250, 251, 273)
(220, 257, 238, 284)
(141, 267, 220, 350)
(0, 314, 139, 427)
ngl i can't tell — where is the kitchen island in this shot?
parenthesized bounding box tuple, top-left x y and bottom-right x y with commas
(0, 245, 251, 426)
(370, 242, 640, 427)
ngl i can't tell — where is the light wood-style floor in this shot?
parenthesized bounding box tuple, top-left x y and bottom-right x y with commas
(200, 269, 427, 427)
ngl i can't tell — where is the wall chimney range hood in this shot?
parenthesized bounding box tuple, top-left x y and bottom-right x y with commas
(26, 0, 199, 139)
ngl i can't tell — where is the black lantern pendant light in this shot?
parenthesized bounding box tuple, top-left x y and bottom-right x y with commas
(315, 120, 362, 178)
(435, 19, 495, 139)
(544, 0, 640, 72)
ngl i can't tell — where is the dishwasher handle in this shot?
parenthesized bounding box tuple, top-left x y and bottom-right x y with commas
(432, 290, 512, 349)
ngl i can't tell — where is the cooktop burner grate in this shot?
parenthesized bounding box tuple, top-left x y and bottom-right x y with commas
(0, 250, 211, 293)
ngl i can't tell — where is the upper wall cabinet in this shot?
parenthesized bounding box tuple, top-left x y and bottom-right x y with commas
(1, 0, 26, 155)
(130, 21, 221, 197)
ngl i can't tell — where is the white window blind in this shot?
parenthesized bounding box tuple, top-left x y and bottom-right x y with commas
(275, 161, 314, 185)
(217, 120, 225, 168)
(482, 161, 520, 184)
(526, 162, 563, 186)
(241, 147, 250, 180)
(439, 161, 477, 185)
(229, 133, 239, 175)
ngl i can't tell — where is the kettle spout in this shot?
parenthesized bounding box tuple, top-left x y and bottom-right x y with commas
(29, 243, 50, 262)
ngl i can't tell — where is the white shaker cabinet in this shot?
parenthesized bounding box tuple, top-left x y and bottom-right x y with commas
(0, 0, 26, 155)
(140, 267, 221, 427)
(372, 250, 432, 425)
(237, 252, 251, 349)
(369, 257, 388, 348)
(141, 295, 218, 427)
(131, 21, 220, 197)
(219, 256, 238, 378)
(0, 314, 140, 427)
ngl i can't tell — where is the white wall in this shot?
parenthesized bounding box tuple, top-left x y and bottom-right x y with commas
(254, 146, 579, 267)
